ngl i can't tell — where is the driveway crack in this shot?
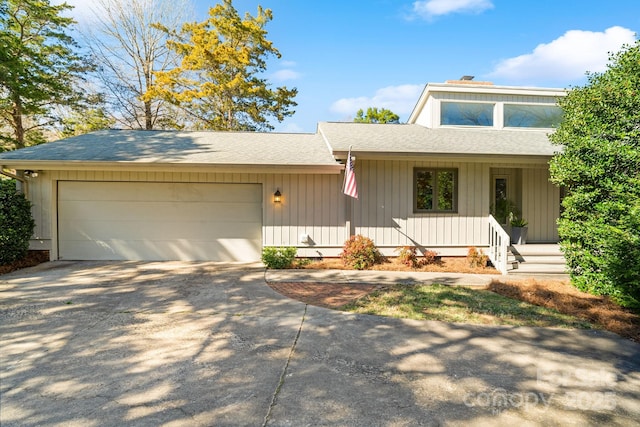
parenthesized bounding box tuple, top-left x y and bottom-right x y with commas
(262, 304, 307, 427)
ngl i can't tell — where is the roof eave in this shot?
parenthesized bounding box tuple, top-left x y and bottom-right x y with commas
(332, 151, 556, 164)
(1, 160, 344, 175)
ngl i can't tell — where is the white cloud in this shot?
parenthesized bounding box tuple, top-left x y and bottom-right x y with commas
(271, 69, 301, 82)
(330, 84, 424, 118)
(488, 26, 636, 85)
(277, 122, 306, 133)
(53, 0, 99, 22)
(412, 0, 494, 19)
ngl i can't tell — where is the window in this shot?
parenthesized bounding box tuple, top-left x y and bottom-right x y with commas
(504, 104, 563, 128)
(414, 168, 458, 212)
(441, 102, 494, 126)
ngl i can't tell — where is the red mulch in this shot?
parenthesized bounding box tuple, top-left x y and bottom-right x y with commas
(267, 282, 382, 309)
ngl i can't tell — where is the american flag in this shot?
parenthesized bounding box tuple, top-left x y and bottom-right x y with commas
(343, 147, 358, 199)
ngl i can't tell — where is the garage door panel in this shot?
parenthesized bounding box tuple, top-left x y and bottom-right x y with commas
(58, 182, 263, 261)
(59, 219, 262, 241)
(59, 201, 262, 222)
(59, 181, 262, 203)
(59, 238, 262, 262)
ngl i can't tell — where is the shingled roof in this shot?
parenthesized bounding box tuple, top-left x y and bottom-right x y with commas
(0, 129, 341, 171)
(318, 122, 560, 158)
(1, 122, 561, 170)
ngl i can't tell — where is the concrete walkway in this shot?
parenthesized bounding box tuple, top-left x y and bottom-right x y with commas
(266, 269, 504, 286)
(1, 261, 638, 426)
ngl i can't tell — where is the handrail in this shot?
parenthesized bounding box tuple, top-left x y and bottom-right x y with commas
(488, 214, 510, 275)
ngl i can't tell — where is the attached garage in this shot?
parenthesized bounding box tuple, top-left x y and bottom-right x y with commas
(57, 181, 263, 261)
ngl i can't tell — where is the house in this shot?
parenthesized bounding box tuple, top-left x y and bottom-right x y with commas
(0, 79, 566, 272)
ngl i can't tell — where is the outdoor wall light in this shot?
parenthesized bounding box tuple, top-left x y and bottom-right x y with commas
(24, 170, 38, 178)
(273, 189, 282, 203)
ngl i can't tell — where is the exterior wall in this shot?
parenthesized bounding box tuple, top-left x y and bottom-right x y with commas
(353, 159, 490, 254)
(25, 169, 347, 259)
(522, 168, 560, 242)
(352, 159, 560, 254)
(24, 174, 51, 250)
(24, 162, 559, 260)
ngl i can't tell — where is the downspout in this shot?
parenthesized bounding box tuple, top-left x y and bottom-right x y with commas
(0, 168, 28, 196)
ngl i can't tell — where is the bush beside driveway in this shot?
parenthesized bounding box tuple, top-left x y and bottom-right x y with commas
(1, 261, 639, 426)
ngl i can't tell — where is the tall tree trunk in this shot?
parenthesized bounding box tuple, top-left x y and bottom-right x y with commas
(11, 96, 25, 150)
(144, 99, 153, 130)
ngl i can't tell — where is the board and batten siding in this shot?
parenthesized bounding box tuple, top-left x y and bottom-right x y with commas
(352, 159, 490, 252)
(25, 169, 347, 258)
(522, 168, 560, 242)
(23, 161, 558, 259)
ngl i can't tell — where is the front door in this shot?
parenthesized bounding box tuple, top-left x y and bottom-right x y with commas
(491, 168, 520, 226)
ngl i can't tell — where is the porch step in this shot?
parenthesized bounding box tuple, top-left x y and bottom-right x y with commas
(507, 244, 568, 276)
(510, 244, 563, 257)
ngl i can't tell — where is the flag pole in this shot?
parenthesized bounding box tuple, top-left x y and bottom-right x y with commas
(343, 145, 357, 239)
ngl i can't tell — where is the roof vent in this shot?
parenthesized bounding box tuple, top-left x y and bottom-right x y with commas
(445, 77, 494, 86)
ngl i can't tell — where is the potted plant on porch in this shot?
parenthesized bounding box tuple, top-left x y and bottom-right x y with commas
(509, 214, 528, 245)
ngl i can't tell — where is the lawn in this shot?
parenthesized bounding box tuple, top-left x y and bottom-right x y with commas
(341, 283, 593, 329)
(335, 278, 640, 343)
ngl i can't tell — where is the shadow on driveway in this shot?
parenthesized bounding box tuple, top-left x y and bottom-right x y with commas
(1, 261, 639, 426)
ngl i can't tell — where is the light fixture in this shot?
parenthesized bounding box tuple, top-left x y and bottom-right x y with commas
(24, 170, 38, 178)
(273, 189, 282, 203)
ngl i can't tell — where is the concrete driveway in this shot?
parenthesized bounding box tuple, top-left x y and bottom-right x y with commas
(1, 261, 639, 426)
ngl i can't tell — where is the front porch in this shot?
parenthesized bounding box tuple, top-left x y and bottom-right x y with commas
(488, 215, 567, 276)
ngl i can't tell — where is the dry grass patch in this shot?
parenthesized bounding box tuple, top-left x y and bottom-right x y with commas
(488, 278, 640, 343)
(341, 283, 593, 329)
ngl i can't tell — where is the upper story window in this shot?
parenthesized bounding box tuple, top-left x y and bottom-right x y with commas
(441, 102, 494, 127)
(504, 104, 563, 128)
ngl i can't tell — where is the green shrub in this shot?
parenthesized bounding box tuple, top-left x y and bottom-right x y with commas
(341, 235, 382, 270)
(547, 40, 640, 309)
(261, 246, 297, 269)
(0, 180, 35, 264)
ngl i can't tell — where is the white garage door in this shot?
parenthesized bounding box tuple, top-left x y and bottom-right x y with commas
(58, 181, 263, 261)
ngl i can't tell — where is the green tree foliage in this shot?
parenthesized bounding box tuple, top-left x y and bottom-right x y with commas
(60, 108, 114, 138)
(0, 0, 92, 150)
(0, 179, 35, 264)
(59, 94, 114, 138)
(549, 40, 640, 309)
(354, 107, 400, 124)
(146, 0, 297, 131)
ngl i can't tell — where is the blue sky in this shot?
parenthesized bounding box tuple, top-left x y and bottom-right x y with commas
(63, 0, 640, 133)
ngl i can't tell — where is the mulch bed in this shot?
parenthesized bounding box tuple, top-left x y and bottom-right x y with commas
(267, 282, 382, 309)
(0, 250, 50, 275)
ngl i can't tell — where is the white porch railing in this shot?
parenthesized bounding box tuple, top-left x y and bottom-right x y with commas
(488, 214, 510, 275)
